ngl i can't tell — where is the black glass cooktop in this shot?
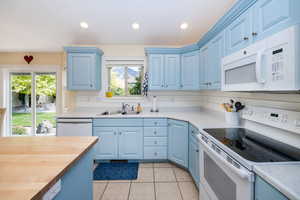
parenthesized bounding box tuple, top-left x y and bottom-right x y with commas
(203, 128, 300, 163)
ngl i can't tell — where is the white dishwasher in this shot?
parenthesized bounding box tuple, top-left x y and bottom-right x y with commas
(56, 118, 93, 136)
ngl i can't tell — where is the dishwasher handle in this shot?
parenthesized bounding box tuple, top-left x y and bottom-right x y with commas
(57, 118, 92, 123)
(57, 122, 92, 124)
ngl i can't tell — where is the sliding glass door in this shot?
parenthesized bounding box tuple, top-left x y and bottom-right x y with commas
(10, 72, 57, 136)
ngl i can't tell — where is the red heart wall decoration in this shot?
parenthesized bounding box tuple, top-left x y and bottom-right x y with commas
(24, 55, 33, 64)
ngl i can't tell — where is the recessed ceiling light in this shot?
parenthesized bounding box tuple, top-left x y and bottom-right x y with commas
(180, 22, 189, 30)
(132, 23, 140, 30)
(80, 22, 89, 29)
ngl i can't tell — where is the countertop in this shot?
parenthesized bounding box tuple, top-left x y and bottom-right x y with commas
(0, 136, 98, 200)
(57, 109, 233, 130)
(254, 164, 300, 200)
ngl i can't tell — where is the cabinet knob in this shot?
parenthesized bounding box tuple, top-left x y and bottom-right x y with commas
(154, 141, 157, 145)
(181, 84, 183, 88)
(154, 152, 158, 156)
(161, 85, 164, 87)
(114, 132, 117, 135)
(154, 122, 158, 125)
(196, 149, 199, 153)
(252, 32, 258, 36)
(90, 84, 93, 87)
(119, 132, 122, 135)
(166, 85, 168, 88)
(243, 37, 249, 41)
(154, 131, 157, 135)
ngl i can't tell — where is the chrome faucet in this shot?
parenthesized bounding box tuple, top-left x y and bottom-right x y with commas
(121, 103, 130, 114)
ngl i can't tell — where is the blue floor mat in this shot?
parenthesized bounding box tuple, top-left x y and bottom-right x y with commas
(93, 162, 139, 180)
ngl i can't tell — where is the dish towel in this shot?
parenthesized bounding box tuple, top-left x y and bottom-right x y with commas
(143, 72, 149, 96)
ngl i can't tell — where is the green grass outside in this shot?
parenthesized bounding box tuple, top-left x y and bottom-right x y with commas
(12, 112, 56, 127)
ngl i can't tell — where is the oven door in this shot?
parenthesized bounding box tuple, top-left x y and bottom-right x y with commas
(199, 137, 254, 200)
(222, 40, 267, 91)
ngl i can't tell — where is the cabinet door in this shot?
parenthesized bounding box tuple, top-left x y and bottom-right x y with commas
(164, 55, 180, 90)
(255, 176, 288, 200)
(93, 127, 118, 160)
(148, 55, 165, 90)
(168, 120, 189, 168)
(181, 51, 200, 90)
(189, 139, 200, 186)
(225, 9, 252, 55)
(207, 32, 224, 90)
(118, 127, 143, 159)
(253, 0, 299, 42)
(199, 46, 209, 90)
(67, 53, 96, 90)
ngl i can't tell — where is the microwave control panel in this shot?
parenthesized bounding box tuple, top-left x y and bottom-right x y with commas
(271, 48, 284, 82)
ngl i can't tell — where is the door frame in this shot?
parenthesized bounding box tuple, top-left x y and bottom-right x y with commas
(0, 65, 61, 136)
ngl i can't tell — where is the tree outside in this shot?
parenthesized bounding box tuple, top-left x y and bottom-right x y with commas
(109, 66, 142, 96)
(11, 73, 56, 135)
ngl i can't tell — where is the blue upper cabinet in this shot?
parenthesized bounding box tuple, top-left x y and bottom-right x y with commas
(164, 55, 180, 90)
(168, 119, 189, 168)
(199, 31, 224, 90)
(225, 9, 252, 55)
(64, 47, 103, 91)
(148, 54, 180, 90)
(181, 51, 200, 90)
(148, 54, 165, 90)
(252, 0, 300, 42)
(224, 0, 300, 55)
(207, 32, 224, 90)
(199, 46, 209, 90)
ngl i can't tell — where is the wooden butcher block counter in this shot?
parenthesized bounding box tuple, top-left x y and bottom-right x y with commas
(0, 136, 98, 200)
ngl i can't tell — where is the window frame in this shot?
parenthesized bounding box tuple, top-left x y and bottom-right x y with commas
(107, 64, 144, 97)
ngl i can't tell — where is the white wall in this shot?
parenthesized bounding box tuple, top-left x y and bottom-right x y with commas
(198, 91, 300, 112)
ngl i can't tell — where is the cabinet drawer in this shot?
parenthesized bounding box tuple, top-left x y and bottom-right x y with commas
(93, 118, 143, 127)
(144, 147, 167, 159)
(144, 118, 168, 127)
(144, 127, 168, 137)
(144, 137, 167, 146)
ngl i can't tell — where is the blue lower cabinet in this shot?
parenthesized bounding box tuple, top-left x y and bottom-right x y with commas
(93, 127, 143, 160)
(189, 125, 200, 187)
(118, 127, 143, 159)
(168, 119, 189, 168)
(255, 176, 288, 200)
(93, 127, 118, 160)
(54, 150, 93, 200)
(144, 146, 168, 159)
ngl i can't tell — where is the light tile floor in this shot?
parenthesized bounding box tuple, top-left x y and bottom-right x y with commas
(93, 162, 199, 200)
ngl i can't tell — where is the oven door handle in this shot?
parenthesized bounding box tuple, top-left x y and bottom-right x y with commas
(200, 139, 254, 182)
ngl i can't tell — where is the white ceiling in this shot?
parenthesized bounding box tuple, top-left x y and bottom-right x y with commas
(0, 0, 236, 52)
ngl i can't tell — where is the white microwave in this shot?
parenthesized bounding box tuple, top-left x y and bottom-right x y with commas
(222, 25, 300, 91)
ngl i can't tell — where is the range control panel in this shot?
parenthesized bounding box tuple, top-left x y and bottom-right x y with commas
(242, 106, 300, 134)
